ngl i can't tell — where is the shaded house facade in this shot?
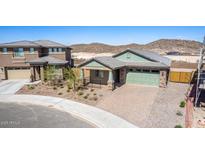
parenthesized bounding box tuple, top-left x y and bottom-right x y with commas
(79, 49, 171, 89)
(0, 40, 72, 81)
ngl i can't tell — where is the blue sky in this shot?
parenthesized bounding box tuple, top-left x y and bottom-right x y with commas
(0, 26, 204, 45)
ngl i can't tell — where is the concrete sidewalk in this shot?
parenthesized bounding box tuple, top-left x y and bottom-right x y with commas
(0, 80, 28, 94)
(0, 95, 137, 128)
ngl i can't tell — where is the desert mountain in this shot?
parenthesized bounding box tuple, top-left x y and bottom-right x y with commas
(70, 39, 203, 55)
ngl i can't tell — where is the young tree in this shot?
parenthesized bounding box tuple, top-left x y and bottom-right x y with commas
(64, 68, 81, 91)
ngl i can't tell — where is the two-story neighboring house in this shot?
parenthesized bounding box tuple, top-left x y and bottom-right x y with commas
(0, 40, 72, 81)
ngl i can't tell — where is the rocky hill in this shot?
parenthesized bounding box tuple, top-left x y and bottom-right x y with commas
(70, 39, 203, 55)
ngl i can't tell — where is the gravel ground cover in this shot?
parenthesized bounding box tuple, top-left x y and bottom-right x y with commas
(145, 83, 189, 128)
(17, 82, 110, 106)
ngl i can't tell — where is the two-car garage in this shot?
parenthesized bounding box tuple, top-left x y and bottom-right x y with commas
(126, 68, 160, 86)
(6, 67, 31, 80)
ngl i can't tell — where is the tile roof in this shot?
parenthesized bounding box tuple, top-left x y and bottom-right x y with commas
(34, 40, 67, 47)
(79, 56, 169, 70)
(0, 40, 40, 47)
(125, 61, 169, 69)
(113, 49, 171, 66)
(27, 56, 68, 65)
(94, 56, 125, 69)
(0, 40, 68, 48)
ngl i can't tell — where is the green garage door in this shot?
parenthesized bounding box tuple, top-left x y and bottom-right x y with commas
(126, 71, 160, 86)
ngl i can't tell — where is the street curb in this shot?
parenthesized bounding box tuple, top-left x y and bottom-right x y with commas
(0, 94, 137, 128)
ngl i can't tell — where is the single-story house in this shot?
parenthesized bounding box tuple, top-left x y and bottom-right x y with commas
(78, 49, 171, 90)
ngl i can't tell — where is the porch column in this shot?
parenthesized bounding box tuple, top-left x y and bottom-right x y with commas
(30, 66, 35, 82)
(40, 66, 44, 81)
(107, 70, 114, 90)
(159, 70, 167, 88)
(80, 69, 85, 85)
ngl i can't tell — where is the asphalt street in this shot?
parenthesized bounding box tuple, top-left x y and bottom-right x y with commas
(0, 102, 93, 128)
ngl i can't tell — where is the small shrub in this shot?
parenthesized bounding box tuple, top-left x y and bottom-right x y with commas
(86, 93, 90, 97)
(53, 87, 57, 90)
(58, 92, 63, 95)
(176, 110, 183, 116)
(77, 91, 84, 96)
(67, 89, 70, 92)
(60, 86, 64, 88)
(83, 95, 88, 99)
(174, 125, 183, 128)
(93, 93, 97, 96)
(27, 85, 34, 90)
(179, 101, 186, 108)
(90, 88, 94, 92)
(93, 96, 98, 101)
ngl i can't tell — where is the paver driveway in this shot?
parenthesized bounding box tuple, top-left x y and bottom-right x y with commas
(96, 84, 159, 127)
(0, 80, 28, 94)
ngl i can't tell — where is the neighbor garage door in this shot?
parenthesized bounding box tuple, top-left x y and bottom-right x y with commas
(7, 67, 31, 79)
(126, 69, 160, 86)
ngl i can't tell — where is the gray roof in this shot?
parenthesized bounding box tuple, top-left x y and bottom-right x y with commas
(0, 40, 40, 47)
(0, 40, 69, 48)
(94, 57, 125, 69)
(34, 40, 67, 47)
(27, 56, 68, 65)
(79, 56, 169, 70)
(125, 61, 168, 69)
(113, 49, 171, 66)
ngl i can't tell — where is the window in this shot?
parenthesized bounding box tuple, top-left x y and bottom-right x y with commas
(2, 48, 7, 53)
(53, 48, 57, 52)
(29, 48, 35, 53)
(48, 48, 52, 52)
(14, 48, 24, 57)
(151, 70, 159, 73)
(129, 68, 133, 72)
(142, 69, 150, 73)
(95, 70, 104, 78)
(58, 48, 62, 52)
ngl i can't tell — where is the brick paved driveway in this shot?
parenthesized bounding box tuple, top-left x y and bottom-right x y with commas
(96, 84, 159, 127)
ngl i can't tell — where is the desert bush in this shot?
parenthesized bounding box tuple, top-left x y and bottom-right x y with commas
(179, 101, 186, 108)
(77, 91, 84, 96)
(174, 125, 183, 128)
(90, 88, 94, 92)
(83, 95, 88, 99)
(27, 85, 35, 90)
(93, 93, 97, 96)
(176, 110, 183, 116)
(93, 96, 98, 101)
(53, 87, 57, 90)
(58, 92, 63, 95)
(67, 89, 70, 92)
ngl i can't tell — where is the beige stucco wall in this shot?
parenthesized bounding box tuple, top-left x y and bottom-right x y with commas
(90, 70, 109, 85)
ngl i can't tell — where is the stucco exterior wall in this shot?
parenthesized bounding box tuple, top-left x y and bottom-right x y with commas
(159, 70, 168, 88)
